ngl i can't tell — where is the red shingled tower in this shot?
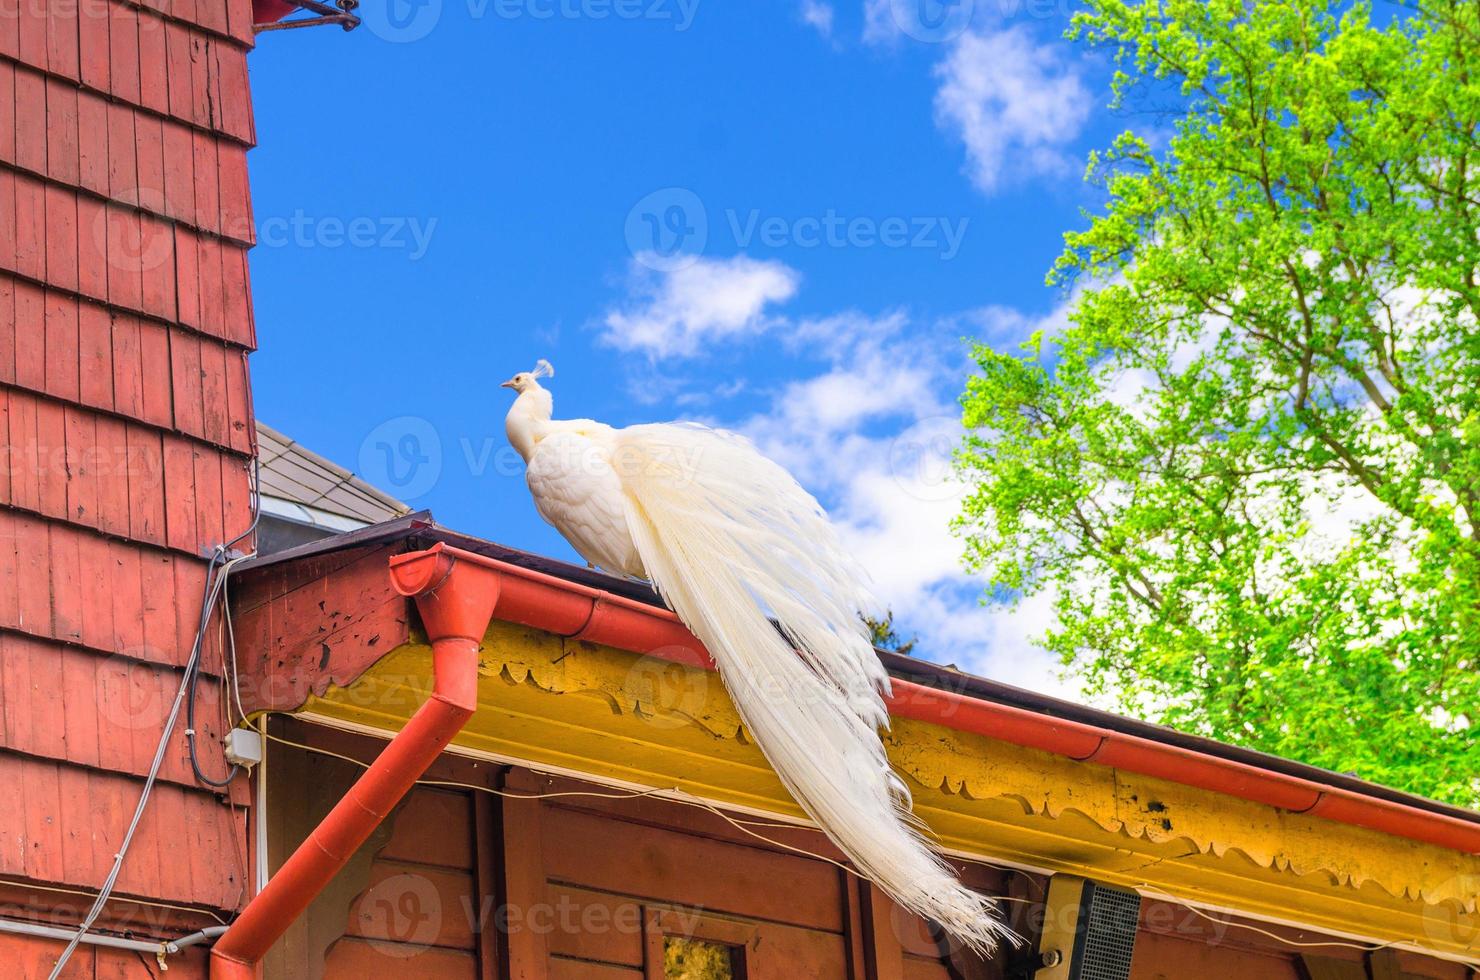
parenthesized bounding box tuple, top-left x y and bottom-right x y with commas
(0, 0, 259, 973)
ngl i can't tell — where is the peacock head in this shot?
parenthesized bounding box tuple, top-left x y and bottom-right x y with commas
(500, 359, 554, 394)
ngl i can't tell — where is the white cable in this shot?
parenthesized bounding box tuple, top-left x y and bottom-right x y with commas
(48, 553, 245, 978)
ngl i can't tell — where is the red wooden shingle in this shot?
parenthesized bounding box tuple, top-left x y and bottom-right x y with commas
(162, 117, 196, 226)
(196, 230, 225, 338)
(0, 62, 16, 164)
(43, 289, 80, 403)
(139, 212, 178, 321)
(126, 424, 166, 545)
(213, 39, 253, 144)
(49, 521, 85, 644)
(0, 172, 15, 272)
(195, 0, 228, 39)
(103, 203, 144, 311)
(170, 325, 203, 436)
(192, 440, 224, 546)
(75, 193, 109, 301)
(64, 407, 100, 531)
(200, 337, 228, 446)
(1, 629, 36, 750)
(225, 0, 256, 48)
(224, 344, 251, 452)
(43, 184, 80, 294)
(0, 275, 14, 385)
(13, 278, 45, 392)
(13, 172, 46, 280)
(77, 301, 113, 409)
(192, 129, 220, 237)
(78, 0, 110, 92)
(221, 450, 251, 543)
(76, 534, 114, 655)
(0, 517, 19, 631)
(135, 109, 166, 212)
(106, 101, 138, 203)
(221, 242, 252, 347)
(20, 758, 63, 882)
(171, 0, 201, 32)
(45, 78, 80, 185)
(174, 223, 202, 329)
(56, 765, 96, 885)
(186, 31, 211, 129)
(45, 0, 80, 80)
(137, 10, 170, 116)
(6, 389, 39, 513)
(106, 538, 143, 647)
(107, 1, 141, 105)
(163, 433, 197, 553)
(13, 66, 45, 174)
(76, 90, 109, 195)
(15, 0, 45, 69)
(165, 22, 193, 121)
(110, 311, 143, 418)
(137, 344, 175, 443)
(0, 0, 19, 61)
(14, 511, 52, 642)
(35, 394, 68, 519)
(139, 548, 176, 661)
(217, 139, 252, 244)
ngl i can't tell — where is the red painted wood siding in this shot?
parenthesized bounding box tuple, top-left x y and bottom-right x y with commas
(0, 0, 259, 968)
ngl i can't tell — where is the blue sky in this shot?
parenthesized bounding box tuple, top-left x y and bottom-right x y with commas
(246, 0, 1122, 693)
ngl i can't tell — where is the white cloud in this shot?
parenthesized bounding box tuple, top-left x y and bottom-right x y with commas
(600, 255, 801, 359)
(596, 254, 1079, 695)
(800, 0, 835, 38)
(933, 27, 1092, 194)
(731, 308, 1077, 697)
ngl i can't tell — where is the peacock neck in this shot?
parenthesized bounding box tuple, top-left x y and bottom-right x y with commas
(506, 387, 553, 462)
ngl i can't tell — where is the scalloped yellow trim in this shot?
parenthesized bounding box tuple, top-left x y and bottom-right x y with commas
(299, 622, 1480, 959)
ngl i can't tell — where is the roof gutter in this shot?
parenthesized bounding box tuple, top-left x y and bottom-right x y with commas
(397, 543, 1480, 856)
(209, 547, 501, 979)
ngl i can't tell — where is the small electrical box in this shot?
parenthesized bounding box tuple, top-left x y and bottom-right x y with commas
(1034, 875, 1141, 980)
(224, 728, 264, 769)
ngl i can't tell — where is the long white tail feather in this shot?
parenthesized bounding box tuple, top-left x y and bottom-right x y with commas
(613, 422, 1014, 954)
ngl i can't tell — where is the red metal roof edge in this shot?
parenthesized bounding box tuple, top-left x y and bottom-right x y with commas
(399, 540, 1480, 856)
(252, 0, 299, 23)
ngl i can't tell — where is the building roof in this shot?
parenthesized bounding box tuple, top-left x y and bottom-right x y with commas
(236, 512, 1480, 841)
(229, 519, 1480, 959)
(255, 422, 413, 532)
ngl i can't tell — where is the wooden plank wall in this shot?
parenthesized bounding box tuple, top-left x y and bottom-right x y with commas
(0, 0, 259, 972)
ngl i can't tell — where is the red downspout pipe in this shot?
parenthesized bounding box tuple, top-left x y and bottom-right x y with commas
(210, 545, 501, 979)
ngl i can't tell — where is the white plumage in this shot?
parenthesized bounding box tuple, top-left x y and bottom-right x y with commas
(502, 360, 1011, 954)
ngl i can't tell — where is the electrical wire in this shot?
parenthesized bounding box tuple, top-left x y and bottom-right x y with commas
(254, 725, 1032, 905)
(49, 457, 262, 977)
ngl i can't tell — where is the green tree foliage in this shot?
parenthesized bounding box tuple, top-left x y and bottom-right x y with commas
(955, 0, 1480, 803)
(865, 610, 918, 657)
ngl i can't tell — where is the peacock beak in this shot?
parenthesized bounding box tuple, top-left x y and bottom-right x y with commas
(500, 379, 517, 389)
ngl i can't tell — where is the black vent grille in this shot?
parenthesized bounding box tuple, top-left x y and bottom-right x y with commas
(1072, 882, 1141, 980)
